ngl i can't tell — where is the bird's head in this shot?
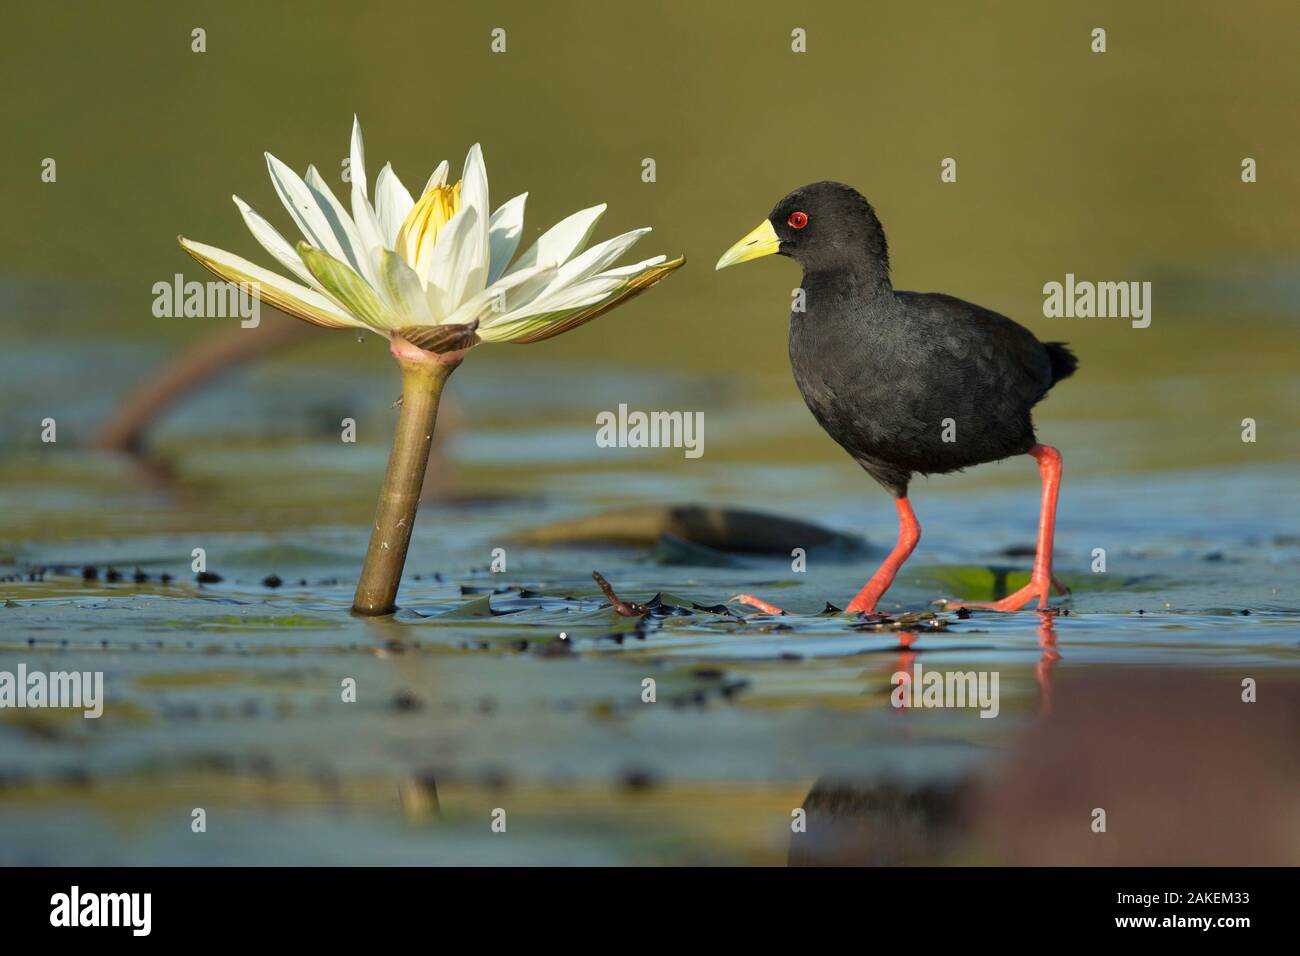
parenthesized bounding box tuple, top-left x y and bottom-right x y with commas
(715, 181, 889, 281)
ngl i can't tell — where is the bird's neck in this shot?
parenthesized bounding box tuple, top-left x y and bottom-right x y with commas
(801, 263, 894, 303)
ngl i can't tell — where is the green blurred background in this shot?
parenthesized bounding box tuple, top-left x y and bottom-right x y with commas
(2, 0, 1298, 515)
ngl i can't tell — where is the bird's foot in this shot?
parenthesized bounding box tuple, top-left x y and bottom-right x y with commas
(1051, 573, 1071, 596)
(729, 593, 786, 615)
(944, 577, 1055, 612)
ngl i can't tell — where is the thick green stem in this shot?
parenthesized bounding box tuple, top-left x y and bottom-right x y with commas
(352, 341, 461, 615)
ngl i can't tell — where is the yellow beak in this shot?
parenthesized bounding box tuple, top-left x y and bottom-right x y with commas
(715, 219, 781, 270)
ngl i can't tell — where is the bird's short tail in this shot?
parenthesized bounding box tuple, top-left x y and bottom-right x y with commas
(1044, 342, 1078, 386)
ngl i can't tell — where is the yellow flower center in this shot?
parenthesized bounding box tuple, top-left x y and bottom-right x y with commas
(395, 180, 462, 274)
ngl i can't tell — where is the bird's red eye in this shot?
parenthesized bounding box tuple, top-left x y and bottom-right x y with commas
(788, 211, 808, 229)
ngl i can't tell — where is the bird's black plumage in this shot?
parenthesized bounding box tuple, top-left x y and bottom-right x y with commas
(769, 182, 1076, 498)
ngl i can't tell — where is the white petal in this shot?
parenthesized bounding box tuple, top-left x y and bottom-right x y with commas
(421, 160, 449, 196)
(460, 144, 489, 223)
(459, 145, 491, 291)
(487, 193, 527, 283)
(351, 182, 386, 262)
(508, 276, 624, 319)
(423, 206, 486, 317)
(373, 247, 434, 326)
(489, 252, 673, 328)
(232, 195, 323, 291)
(445, 265, 549, 326)
(350, 116, 367, 201)
(507, 204, 605, 274)
(539, 227, 651, 297)
(374, 163, 415, 247)
(305, 165, 372, 283)
(264, 152, 349, 263)
(478, 255, 683, 344)
(596, 254, 668, 280)
(179, 237, 363, 330)
(475, 286, 619, 343)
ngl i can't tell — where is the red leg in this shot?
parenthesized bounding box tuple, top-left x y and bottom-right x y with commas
(730, 593, 786, 614)
(730, 497, 920, 616)
(949, 444, 1062, 611)
(846, 497, 921, 613)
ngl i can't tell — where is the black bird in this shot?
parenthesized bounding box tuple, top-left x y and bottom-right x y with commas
(716, 182, 1076, 613)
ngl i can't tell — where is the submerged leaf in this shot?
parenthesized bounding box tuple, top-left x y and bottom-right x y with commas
(652, 533, 742, 568)
(512, 504, 868, 557)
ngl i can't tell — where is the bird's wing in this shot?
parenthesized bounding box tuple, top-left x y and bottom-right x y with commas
(897, 291, 1054, 406)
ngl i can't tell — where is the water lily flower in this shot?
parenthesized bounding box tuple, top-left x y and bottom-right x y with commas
(178, 117, 684, 614)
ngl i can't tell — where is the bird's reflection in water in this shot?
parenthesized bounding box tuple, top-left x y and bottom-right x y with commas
(794, 642, 1300, 866)
(789, 777, 974, 866)
(1033, 611, 1060, 717)
(888, 631, 918, 714)
(886, 609, 1061, 717)
(791, 610, 1062, 865)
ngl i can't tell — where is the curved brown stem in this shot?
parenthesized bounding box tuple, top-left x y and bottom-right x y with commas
(352, 337, 462, 615)
(96, 317, 313, 452)
(98, 315, 456, 500)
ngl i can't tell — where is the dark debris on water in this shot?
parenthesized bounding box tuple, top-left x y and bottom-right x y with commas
(592, 571, 650, 617)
